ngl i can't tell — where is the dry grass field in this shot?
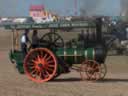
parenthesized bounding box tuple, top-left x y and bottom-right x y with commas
(0, 29, 128, 96)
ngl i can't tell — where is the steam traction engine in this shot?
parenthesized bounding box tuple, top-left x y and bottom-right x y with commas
(7, 18, 107, 83)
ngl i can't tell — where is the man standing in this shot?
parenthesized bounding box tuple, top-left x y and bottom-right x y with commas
(32, 30, 39, 48)
(20, 29, 30, 57)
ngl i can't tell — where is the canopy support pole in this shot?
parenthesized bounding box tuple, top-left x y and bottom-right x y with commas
(16, 30, 19, 50)
(13, 29, 19, 50)
(12, 29, 14, 51)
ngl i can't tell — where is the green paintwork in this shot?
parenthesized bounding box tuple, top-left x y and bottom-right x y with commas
(56, 48, 94, 64)
(86, 48, 94, 60)
(9, 48, 94, 74)
(4, 21, 96, 30)
(9, 50, 24, 74)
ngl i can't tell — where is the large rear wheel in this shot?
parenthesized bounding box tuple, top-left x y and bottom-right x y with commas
(24, 48, 57, 83)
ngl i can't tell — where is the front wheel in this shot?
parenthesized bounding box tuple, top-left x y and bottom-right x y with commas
(80, 60, 107, 81)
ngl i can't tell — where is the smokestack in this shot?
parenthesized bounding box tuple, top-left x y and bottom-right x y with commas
(96, 17, 102, 42)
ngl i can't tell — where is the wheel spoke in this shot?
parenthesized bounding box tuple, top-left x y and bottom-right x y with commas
(43, 53, 48, 60)
(88, 71, 93, 80)
(30, 69, 36, 74)
(44, 69, 50, 77)
(41, 69, 49, 78)
(46, 67, 53, 72)
(94, 66, 99, 71)
(47, 60, 54, 64)
(35, 70, 39, 76)
(48, 64, 55, 68)
(37, 50, 43, 58)
(92, 62, 96, 68)
(40, 51, 43, 58)
(27, 62, 34, 66)
(95, 72, 101, 80)
(29, 66, 35, 69)
(37, 56, 41, 62)
(48, 34, 52, 41)
(54, 36, 60, 42)
(93, 72, 97, 80)
(31, 60, 36, 64)
(41, 70, 46, 79)
(46, 55, 51, 61)
(39, 71, 42, 79)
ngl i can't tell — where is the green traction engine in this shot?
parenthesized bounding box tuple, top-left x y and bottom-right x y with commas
(8, 18, 107, 83)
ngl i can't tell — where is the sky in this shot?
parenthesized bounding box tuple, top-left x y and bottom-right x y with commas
(0, 0, 121, 17)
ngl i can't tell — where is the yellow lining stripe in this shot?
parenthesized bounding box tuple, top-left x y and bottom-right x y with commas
(64, 50, 66, 60)
(85, 50, 87, 60)
(74, 50, 77, 63)
(58, 55, 82, 56)
(93, 48, 95, 60)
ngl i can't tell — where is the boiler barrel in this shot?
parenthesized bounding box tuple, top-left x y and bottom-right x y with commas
(56, 47, 106, 64)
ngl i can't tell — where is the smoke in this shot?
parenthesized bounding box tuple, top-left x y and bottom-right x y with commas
(120, 0, 128, 16)
(80, 0, 121, 16)
(80, 0, 102, 16)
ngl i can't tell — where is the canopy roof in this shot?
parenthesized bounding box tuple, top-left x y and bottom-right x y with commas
(3, 21, 96, 30)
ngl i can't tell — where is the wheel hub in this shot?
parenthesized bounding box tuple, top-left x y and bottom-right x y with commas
(38, 63, 43, 68)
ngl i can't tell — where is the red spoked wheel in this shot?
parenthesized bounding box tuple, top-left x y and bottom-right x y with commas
(23, 48, 57, 83)
(86, 60, 101, 81)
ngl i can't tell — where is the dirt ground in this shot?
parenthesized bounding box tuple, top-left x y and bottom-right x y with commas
(0, 29, 128, 96)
